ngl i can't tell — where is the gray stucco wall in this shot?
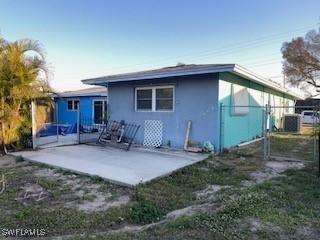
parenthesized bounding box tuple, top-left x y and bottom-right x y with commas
(108, 74, 220, 149)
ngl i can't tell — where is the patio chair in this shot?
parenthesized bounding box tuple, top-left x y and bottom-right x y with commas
(97, 119, 140, 150)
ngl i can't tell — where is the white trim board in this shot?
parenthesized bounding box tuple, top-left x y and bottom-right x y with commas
(81, 64, 303, 99)
(135, 85, 175, 112)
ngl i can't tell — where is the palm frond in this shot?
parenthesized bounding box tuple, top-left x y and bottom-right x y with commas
(0, 37, 51, 151)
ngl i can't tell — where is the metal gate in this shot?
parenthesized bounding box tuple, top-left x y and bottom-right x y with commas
(219, 104, 319, 163)
(32, 101, 80, 149)
(264, 105, 319, 162)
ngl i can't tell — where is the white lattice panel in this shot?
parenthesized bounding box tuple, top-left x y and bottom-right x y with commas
(143, 120, 163, 147)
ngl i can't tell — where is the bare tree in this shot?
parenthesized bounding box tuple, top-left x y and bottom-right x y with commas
(282, 28, 320, 94)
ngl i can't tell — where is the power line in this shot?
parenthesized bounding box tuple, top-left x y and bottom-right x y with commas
(98, 24, 316, 73)
(248, 60, 281, 68)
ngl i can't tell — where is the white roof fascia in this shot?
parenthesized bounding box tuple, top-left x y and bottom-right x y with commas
(232, 64, 303, 99)
(81, 64, 302, 99)
(81, 65, 235, 85)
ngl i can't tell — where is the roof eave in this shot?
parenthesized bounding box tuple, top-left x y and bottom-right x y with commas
(81, 64, 303, 100)
(81, 64, 236, 85)
(232, 65, 303, 100)
(54, 93, 108, 98)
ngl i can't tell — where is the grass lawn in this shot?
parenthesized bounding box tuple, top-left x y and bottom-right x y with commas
(0, 127, 319, 239)
(270, 126, 316, 161)
(69, 166, 320, 240)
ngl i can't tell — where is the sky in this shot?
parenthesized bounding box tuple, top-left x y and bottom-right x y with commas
(0, 0, 319, 91)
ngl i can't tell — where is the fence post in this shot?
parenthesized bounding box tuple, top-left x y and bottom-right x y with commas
(77, 107, 80, 144)
(263, 104, 267, 160)
(267, 104, 271, 159)
(219, 103, 224, 153)
(263, 104, 270, 160)
(31, 101, 37, 150)
(56, 101, 59, 143)
(318, 130, 320, 176)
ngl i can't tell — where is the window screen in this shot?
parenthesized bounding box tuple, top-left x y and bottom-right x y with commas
(67, 100, 79, 111)
(156, 88, 173, 111)
(67, 100, 73, 110)
(136, 89, 152, 111)
(74, 100, 79, 110)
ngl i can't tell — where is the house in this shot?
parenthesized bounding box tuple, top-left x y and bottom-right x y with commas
(81, 64, 301, 151)
(295, 98, 320, 114)
(54, 87, 108, 126)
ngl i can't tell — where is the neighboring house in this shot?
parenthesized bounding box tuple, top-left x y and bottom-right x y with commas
(82, 64, 301, 151)
(295, 98, 320, 113)
(54, 87, 108, 126)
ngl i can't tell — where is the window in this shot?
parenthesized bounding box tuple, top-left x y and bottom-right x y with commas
(284, 99, 289, 113)
(156, 88, 173, 111)
(136, 89, 152, 110)
(135, 86, 174, 112)
(93, 100, 107, 124)
(67, 99, 79, 111)
(231, 84, 249, 115)
(303, 111, 313, 116)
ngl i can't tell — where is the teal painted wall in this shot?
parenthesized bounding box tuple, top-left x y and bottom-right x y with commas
(218, 72, 295, 150)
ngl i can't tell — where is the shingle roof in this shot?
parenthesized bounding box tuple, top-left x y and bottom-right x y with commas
(81, 64, 303, 99)
(82, 64, 232, 84)
(54, 86, 107, 98)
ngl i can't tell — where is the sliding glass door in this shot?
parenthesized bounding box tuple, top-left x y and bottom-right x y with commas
(93, 99, 107, 124)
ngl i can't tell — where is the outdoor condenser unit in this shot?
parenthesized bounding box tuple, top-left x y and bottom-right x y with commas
(282, 114, 302, 133)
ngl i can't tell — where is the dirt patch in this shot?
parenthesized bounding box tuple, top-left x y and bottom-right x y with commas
(194, 184, 229, 201)
(0, 155, 30, 169)
(0, 155, 15, 167)
(76, 193, 130, 213)
(165, 185, 228, 220)
(296, 224, 320, 240)
(248, 218, 262, 233)
(33, 168, 61, 178)
(15, 183, 49, 206)
(242, 218, 294, 240)
(242, 160, 304, 187)
(34, 167, 131, 212)
(166, 202, 218, 220)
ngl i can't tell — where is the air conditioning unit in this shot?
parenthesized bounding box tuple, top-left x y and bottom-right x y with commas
(282, 114, 302, 133)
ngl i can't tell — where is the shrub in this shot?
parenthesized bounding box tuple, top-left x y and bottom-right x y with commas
(130, 199, 162, 224)
(15, 155, 25, 163)
(130, 187, 162, 224)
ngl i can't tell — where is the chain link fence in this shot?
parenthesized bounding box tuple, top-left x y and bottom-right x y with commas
(33, 101, 79, 148)
(220, 104, 319, 162)
(265, 105, 319, 162)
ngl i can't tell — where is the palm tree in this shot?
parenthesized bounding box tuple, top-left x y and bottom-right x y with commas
(0, 37, 50, 153)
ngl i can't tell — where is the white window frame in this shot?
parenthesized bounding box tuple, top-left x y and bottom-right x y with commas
(135, 85, 175, 112)
(92, 98, 108, 124)
(66, 99, 79, 111)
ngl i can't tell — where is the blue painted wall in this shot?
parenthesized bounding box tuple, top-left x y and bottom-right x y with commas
(97, 72, 296, 151)
(108, 74, 220, 149)
(55, 96, 107, 124)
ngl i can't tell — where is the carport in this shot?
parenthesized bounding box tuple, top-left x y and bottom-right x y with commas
(12, 145, 207, 186)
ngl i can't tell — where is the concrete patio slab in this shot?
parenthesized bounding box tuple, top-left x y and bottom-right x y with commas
(11, 145, 207, 186)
